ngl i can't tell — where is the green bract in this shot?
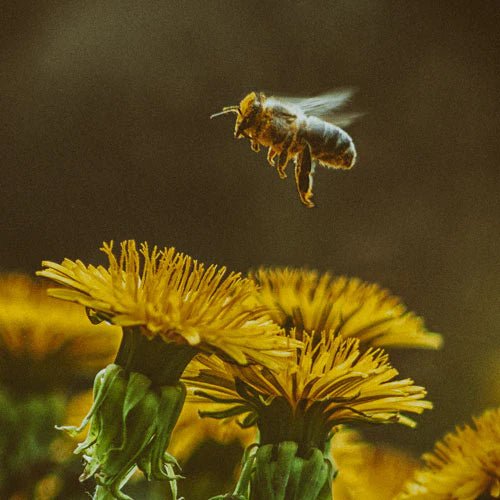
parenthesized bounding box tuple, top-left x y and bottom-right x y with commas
(211, 441, 335, 500)
(59, 364, 185, 500)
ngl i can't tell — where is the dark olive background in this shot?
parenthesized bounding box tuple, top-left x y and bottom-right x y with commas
(1, 0, 499, 462)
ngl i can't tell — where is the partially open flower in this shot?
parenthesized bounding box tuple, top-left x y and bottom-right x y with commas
(398, 408, 500, 499)
(251, 268, 442, 349)
(0, 273, 120, 499)
(37, 241, 298, 499)
(185, 330, 432, 499)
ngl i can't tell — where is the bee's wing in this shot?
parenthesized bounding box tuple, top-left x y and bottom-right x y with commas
(276, 88, 361, 127)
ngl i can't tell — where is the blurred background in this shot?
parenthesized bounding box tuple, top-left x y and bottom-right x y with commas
(1, 0, 499, 497)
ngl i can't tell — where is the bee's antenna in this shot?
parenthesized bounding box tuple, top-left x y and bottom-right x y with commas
(210, 106, 239, 119)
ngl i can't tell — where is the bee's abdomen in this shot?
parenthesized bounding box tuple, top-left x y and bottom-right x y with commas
(303, 116, 356, 169)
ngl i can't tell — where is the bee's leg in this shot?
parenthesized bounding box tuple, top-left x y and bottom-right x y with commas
(294, 144, 315, 208)
(267, 147, 278, 166)
(276, 135, 294, 179)
(250, 139, 260, 152)
(276, 152, 291, 179)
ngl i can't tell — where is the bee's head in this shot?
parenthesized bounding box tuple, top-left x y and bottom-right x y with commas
(210, 92, 265, 139)
(234, 92, 264, 138)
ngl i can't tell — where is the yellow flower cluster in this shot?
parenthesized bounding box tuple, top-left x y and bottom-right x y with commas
(32, 241, 446, 499)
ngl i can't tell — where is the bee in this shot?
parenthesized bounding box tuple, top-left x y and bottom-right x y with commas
(211, 90, 359, 208)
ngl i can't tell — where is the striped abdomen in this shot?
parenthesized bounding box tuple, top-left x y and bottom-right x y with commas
(302, 116, 356, 169)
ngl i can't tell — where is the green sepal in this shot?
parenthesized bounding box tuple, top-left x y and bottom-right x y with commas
(293, 448, 330, 500)
(249, 442, 334, 500)
(77, 365, 127, 468)
(271, 442, 298, 499)
(57, 324, 199, 500)
(95, 374, 158, 484)
(199, 405, 251, 420)
(239, 413, 258, 428)
(138, 383, 185, 481)
(252, 444, 275, 500)
(59, 363, 188, 500)
(57, 364, 122, 438)
(252, 442, 299, 500)
(281, 448, 303, 500)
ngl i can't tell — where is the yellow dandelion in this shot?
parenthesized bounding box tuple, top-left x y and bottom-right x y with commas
(251, 268, 442, 349)
(187, 330, 432, 435)
(38, 241, 297, 369)
(331, 428, 419, 500)
(0, 273, 121, 386)
(185, 330, 431, 499)
(398, 408, 500, 500)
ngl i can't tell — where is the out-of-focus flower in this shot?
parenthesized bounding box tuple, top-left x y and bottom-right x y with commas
(0, 273, 120, 500)
(185, 330, 432, 500)
(398, 408, 500, 500)
(38, 241, 298, 499)
(251, 268, 442, 349)
(331, 428, 419, 500)
(0, 273, 121, 390)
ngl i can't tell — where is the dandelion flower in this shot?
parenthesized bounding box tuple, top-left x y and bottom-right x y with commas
(185, 330, 432, 499)
(398, 408, 500, 499)
(251, 268, 442, 349)
(39, 241, 294, 369)
(37, 241, 297, 499)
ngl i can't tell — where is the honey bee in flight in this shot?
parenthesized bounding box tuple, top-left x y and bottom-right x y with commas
(211, 90, 359, 207)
